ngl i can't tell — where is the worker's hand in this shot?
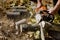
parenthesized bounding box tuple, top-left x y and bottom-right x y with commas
(48, 8, 55, 15)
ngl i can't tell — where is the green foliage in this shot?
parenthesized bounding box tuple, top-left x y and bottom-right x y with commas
(53, 13, 60, 24)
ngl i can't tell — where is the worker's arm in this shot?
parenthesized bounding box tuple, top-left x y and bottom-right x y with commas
(49, 0, 60, 14)
(37, 0, 42, 8)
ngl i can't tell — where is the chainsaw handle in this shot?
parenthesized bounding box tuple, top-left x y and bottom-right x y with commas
(40, 10, 54, 23)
